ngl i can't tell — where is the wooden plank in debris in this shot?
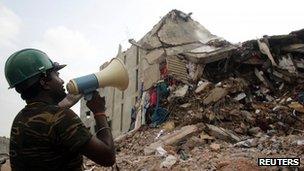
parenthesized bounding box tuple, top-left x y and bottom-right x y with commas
(257, 39, 278, 66)
(254, 68, 274, 90)
(144, 125, 198, 155)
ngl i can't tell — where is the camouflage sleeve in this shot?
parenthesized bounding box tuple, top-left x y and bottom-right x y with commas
(53, 108, 92, 152)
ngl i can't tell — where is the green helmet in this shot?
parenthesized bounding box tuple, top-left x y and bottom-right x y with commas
(5, 48, 65, 88)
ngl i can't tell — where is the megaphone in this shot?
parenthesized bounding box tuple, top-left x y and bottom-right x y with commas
(66, 58, 129, 100)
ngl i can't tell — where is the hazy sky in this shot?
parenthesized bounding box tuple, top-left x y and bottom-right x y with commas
(1, 0, 303, 137)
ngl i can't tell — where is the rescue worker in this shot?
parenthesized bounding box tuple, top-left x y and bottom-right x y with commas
(4, 48, 115, 170)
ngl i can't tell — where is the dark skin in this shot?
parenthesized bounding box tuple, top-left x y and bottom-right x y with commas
(26, 70, 116, 167)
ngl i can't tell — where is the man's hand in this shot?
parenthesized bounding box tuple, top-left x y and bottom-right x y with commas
(82, 91, 115, 166)
(86, 91, 106, 113)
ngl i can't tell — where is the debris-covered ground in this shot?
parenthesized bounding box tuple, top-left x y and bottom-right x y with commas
(84, 30, 304, 170)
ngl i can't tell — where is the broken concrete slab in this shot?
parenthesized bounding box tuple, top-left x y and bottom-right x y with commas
(204, 124, 241, 143)
(144, 125, 198, 155)
(165, 42, 203, 56)
(203, 87, 228, 105)
(170, 85, 189, 98)
(142, 62, 160, 90)
(195, 80, 212, 94)
(160, 155, 177, 169)
(233, 92, 246, 101)
(182, 46, 236, 63)
(278, 54, 297, 74)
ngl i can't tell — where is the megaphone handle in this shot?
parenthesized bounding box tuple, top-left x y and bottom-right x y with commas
(84, 93, 93, 101)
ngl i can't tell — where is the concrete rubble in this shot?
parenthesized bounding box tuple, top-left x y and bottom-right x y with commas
(91, 10, 304, 170)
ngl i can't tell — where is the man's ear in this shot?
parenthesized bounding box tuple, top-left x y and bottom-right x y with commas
(40, 78, 51, 90)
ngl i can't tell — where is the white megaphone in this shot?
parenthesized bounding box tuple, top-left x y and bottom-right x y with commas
(66, 58, 129, 100)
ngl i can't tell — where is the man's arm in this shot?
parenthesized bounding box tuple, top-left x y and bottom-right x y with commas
(81, 92, 115, 167)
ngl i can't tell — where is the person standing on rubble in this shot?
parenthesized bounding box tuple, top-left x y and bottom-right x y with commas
(4, 49, 115, 170)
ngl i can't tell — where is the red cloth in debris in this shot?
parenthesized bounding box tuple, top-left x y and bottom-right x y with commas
(160, 65, 168, 77)
(150, 88, 157, 107)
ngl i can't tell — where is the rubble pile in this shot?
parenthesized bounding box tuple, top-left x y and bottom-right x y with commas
(86, 30, 304, 170)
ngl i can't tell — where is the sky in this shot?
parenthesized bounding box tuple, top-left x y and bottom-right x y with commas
(1, 0, 304, 137)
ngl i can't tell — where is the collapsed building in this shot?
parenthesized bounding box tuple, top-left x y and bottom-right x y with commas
(80, 9, 304, 170)
(80, 9, 237, 137)
(81, 10, 304, 141)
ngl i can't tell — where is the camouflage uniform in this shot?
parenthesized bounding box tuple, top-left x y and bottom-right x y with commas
(9, 102, 92, 171)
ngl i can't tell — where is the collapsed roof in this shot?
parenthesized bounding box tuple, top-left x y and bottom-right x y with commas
(131, 9, 236, 64)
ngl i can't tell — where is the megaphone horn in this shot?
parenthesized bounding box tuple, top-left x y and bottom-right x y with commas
(66, 58, 129, 98)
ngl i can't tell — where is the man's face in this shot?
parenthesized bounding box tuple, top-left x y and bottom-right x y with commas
(47, 71, 67, 104)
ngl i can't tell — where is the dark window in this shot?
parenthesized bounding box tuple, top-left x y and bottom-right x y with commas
(120, 104, 124, 132)
(122, 91, 124, 99)
(136, 48, 139, 65)
(135, 69, 138, 91)
(123, 55, 126, 64)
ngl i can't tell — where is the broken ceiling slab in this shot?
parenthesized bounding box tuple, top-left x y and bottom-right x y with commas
(182, 46, 236, 63)
(282, 44, 304, 53)
(262, 29, 304, 49)
(266, 34, 299, 47)
(137, 9, 224, 48)
(134, 10, 236, 65)
(165, 42, 203, 56)
(189, 45, 222, 53)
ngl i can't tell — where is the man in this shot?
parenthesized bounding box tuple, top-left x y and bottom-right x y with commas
(4, 49, 115, 170)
